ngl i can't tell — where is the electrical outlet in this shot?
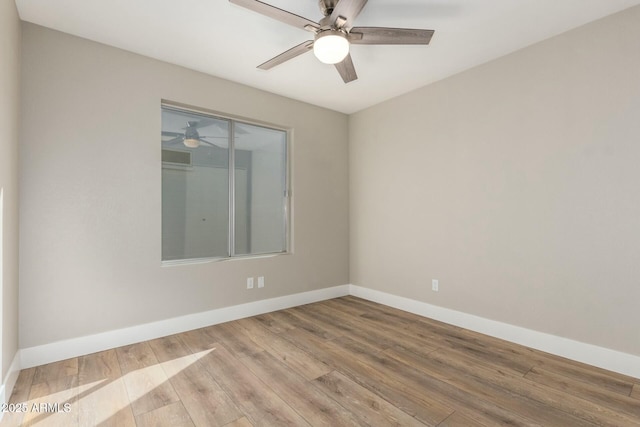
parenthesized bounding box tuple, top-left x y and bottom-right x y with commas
(258, 276, 265, 288)
(247, 277, 254, 289)
(432, 279, 439, 292)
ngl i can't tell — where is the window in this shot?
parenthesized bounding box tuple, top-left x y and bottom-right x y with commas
(161, 104, 289, 262)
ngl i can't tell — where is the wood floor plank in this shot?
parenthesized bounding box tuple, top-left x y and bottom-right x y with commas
(393, 344, 640, 427)
(223, 417, 253, 427)
(283, 328, 455, 426)
(292, 302, 398, 352)
(313, 299, 441, 356)
(313, 370, 427, 427)
(148, 335, 199, 382)
(115, 342, 180, 416)
(531, 352, 636, 397)
(148, 334, 192, 361)
(78, 349, 121, 386)
(632, 384, 640, 399)
(436, 411, 487, 427)
(0, 367, 35, 427)
(392, 338, 526, 380)
(116, 342, 161, 374)
(77, 349, 129, 427)
(280, 326, 361, 371)
(22, 374, 79, 427)
(32, 357, 78, 385)
(135, 400, 195, 427)
(343, 297, 638, 395)
(340, 297, 541, 365)
(98, 408, 138, 427)
(25, 373, 77, 398)
(6, 297, 640, 427)
(205, 322, 264, 358)
(197, 343, 312, 426)
(283, 303, 354, 336)
(179, 327, 218, 353)
(233, 317, 332, 381)
(251, 312, 297, 334)
(276, 307, 342, 340)
(8, 367, 35, 402)
(385, 345, 599, 426)
(327, 295, 386, 316)
(323, 296, 369, 316)
(341, 298, 536, 375)
(149, 335, 244, 426)
(332, 296, 466, 337)
(524, 366, 640, 419)
(328, 335, 537, 426)
(77, 377, 135, 427)
(169, 364, 244, 427)
(259, 310, 311, 333)
(240, 351, 366, 426)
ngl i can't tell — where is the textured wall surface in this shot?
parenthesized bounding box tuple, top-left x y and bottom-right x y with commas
(0, 0, 21, 381)
(20, 24, 349, 348)
(350, 6, 640, 356)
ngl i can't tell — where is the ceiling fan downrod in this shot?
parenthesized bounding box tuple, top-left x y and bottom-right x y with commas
(319, 0, 339, 17)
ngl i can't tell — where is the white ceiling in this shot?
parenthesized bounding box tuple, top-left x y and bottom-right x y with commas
(16, 0, 640, 114)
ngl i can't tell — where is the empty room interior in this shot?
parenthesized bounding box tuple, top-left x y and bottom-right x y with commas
(1, 0, 640, 425)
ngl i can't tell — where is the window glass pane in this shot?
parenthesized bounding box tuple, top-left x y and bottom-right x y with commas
(234, 122, 287, 255)
(161, 108, 230, 260)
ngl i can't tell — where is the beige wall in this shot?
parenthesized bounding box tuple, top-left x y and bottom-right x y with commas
(17, 4, 640, 360)
(349, 6, 640, 356)
(19, 24, 349, 348)
(0, 0, 21, 381)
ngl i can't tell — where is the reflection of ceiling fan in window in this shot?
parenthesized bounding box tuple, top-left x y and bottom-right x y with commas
(162, 121, 226, 148)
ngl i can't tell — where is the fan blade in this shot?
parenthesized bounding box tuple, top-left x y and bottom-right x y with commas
(162, 131, 183, 138)
(349, 27, 434, 45)
(258, 41, 314, 70)
(330, 0, 368, 30)
(230, 0, 319, 32)
(164, 137, 184, 145)
(198, 139, 220, 148)
(185, 119, 222, 130)
(334, 53, 357, 83)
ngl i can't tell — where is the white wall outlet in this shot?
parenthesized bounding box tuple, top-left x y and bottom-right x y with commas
(432, 279, 439, 292)
(247, 277, 254, 289)
(258, 276, 265, 288)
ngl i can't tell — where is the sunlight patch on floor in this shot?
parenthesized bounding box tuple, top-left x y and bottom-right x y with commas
(19, 348, 215, 426)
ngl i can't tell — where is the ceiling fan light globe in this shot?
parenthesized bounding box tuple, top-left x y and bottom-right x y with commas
(183, 138, 200, 148)
(314, 31, 349, 64)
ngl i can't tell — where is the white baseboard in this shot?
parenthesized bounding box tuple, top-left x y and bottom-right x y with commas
(349, 284, 640, 379)
(0, 351, 21, 421)
(19, 284, 350, 369)
(8, 282, 639, 408)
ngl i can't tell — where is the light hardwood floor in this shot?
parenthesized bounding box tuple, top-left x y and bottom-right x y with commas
(2, 296, 639, 426)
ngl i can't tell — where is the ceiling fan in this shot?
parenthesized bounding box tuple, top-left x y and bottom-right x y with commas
(162, 121, 225, 148)
(229, 0, 434, 83)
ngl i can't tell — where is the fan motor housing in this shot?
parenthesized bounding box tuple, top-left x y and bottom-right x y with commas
(185, 127, 200, 140)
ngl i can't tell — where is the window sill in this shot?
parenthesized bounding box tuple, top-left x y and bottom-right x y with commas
(161, 251, 290, 267)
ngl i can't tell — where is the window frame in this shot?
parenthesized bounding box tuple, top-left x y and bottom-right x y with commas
(161, 101, 291, 265)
